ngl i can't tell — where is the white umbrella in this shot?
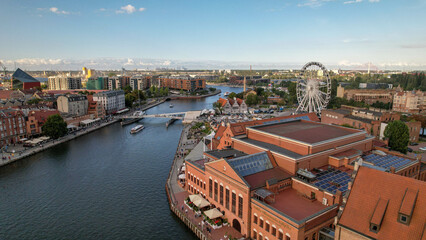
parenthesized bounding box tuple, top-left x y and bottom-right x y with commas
(178, 174, 185, 180)
(181, 166, 186, 171)
(189, 194, 210, 208)
(204, 208, 223, 219)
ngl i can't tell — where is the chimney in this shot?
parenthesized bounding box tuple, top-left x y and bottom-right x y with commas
(390, 167, 395, 174)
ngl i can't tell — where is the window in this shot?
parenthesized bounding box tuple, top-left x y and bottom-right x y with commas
(370, 223, 379, 233)
(238, 196, 243, 218)
(272, 226, 276, 236)
(278, 231, 283, 240)
(214, 182, 218, 202)
(265, 222, 270, 232)
(225, 189, 230, 209)
(259, 233, 263, 240)
(399, 214, 408, 224)
(209, 179, 212, 198)
(220, 185, 224, 205)
(253, 231, 257, 240)
(231, 192, 236, 213)
(259, 218, 264, 228)
(312, 233, 316, 240)
(254, 215, 258, 224)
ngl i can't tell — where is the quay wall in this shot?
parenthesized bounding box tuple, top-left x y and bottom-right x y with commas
(165, 127, 210, 240)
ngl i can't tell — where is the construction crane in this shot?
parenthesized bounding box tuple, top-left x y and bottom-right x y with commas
(0, 61, 7, 80)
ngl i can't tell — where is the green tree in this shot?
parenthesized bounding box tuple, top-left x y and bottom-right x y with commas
(125, 93, 136, 108)
(228, 92, 237, 99)
(246, 93, 258, 106)
(42, 114, 68, 139)
(384, 120, 409, 154)
(123, 85, 133, 94)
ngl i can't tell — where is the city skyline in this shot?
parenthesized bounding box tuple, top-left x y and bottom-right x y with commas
(1, 0, 426, 70)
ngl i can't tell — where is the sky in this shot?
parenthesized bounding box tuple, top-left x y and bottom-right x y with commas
(1, 0, 426, 70)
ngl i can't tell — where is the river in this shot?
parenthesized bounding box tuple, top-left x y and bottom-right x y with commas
(0, 85, 242, 240)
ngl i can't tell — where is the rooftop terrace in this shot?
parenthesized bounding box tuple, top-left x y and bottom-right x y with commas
(250, 120, 361, 144)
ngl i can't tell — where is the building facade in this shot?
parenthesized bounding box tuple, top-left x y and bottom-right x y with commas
(87, 95, 106, 119)
(393, 89, 425, 113)
(337, 85, 394, 104)
(48, 76, 82, 90)
(158, 76, 205, 91)
(0, 109, 26, 147)
(130, 76, 151, 90)
(26, 109, 59, 136)
(93, 90, 125, 114)
(217, 97, 248, 114)
(57, 95, 88, 117)
(86, 77, 105, 90)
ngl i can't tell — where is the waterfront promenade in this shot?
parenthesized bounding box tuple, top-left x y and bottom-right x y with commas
(166, 125, 243, 240)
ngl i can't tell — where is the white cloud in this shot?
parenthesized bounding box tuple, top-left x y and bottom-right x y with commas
(49, 7, 69, 15)
(297, 0, 335, 8)
(368, 0, 380, 2)
(343, 0, 362, 4)
(116, 4, 145, 14)
(342, 38, 369, 43)
(99, 8, 106, 12)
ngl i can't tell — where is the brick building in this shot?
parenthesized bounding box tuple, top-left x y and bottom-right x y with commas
(87, 95, 106, 119)
(26, 109, 59, 136)
(185, 120, 377, 239)
(158, 76, 205, 91)
(322, 108, 421, 142)
(0, 109, 26, 147)
(335, 166, 425, 240)
(337, 85, 394, 104)
(212, 113, 320, 150)
(11, 68, 41, 90)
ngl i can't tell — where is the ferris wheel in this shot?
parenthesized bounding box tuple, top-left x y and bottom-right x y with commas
(295, 62, 331, 115)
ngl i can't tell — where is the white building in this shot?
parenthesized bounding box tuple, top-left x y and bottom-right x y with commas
(57, 95, 88, 116)
(93, 90, 125, 114)
(218, 97, 248, 114)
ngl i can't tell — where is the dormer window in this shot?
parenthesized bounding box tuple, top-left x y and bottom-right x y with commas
(399, 215, 408, 224)
(370, 223, 379, 233)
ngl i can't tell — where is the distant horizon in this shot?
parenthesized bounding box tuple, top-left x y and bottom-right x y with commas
(2, 57, 426, 72)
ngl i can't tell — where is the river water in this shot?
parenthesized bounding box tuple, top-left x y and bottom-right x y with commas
(0, 85, 243, 240)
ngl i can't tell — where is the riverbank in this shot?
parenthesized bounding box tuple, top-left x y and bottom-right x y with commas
(165, 126, 243, 240)
(206, 82, 244, 88)
(0, 119, 119, 167)
(169, 89, 221, 100)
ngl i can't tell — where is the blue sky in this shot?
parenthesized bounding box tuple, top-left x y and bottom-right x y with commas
(1, 0, 426, 70)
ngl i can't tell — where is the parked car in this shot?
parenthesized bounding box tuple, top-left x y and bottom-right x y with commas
(420, 147, 426, 151)
(407, 147, 413, 152)
(410, 142, 419, 146)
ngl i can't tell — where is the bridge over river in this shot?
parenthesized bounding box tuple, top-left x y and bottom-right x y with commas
(121, 110, 201, 123)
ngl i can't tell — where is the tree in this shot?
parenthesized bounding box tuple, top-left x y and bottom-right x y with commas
(42, 114, 68, 139)
(125, 93, 136, 108)
(228, 92, 237, 99)
(123, 85, 133, 94)
(246, 93, 258, 106)
(384, 120, 409, 154)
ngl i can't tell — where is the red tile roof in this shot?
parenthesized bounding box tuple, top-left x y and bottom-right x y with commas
(29, 109, 59, 124)
(338, 166, 426, 240)
(218, 98, 227, 107)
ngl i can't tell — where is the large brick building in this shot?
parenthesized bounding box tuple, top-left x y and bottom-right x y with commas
(337, 85, 394, 104)
(185, 120, 377, 239)
(158, 76, 205, 91)
(322, 108, 421, 142)
(335, 166, 425, 240)
(212, 113, 320, 150)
